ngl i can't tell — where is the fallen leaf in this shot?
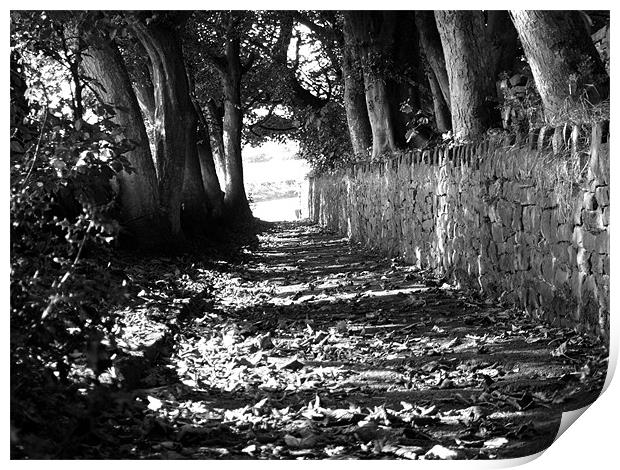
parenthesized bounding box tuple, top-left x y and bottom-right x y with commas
(484, 437, 509, 449)
(242, 444, 257, 454)
(146, 395, 163, 411)
(424, 444, 459, 460)
(257, 332, 275, 350)
(280, 358, 304, 371)
(284, 434, 317, 449)
(551, 341, 569, 357)
(381, 444, 422, 460)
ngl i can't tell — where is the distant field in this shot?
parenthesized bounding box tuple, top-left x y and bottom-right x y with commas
(243, 141, 309, 210)
(251, 196, 306, 222)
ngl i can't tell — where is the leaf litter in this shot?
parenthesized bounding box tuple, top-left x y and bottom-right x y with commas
(14, 222, 607, 459)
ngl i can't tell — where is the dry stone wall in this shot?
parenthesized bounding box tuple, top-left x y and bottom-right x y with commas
(309, 124, 610, 339)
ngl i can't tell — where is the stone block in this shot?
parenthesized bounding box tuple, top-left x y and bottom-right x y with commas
(602, 206, 609, 226)
(492, 223, 504, 243)
(595, 186, 609, 207)
(583, 210, 603, 230)
(543, 191, 558, 209)
(530, 249, 543, 276)
(515, 244, 530, 271)
(557, 223, 573, 242)
(576, 247, 591, 273)
(572, 226, 597, 251)
(542, 256, 554, 284)
(487, 241, 498, 264)
(539, 282, 554, 306)
(595, 230, 609, 254)
(504, 238, 515, 255)
(554, 266, 571, 286)
(573, 209, 583, 226)
(528, 287, 541, 309)
(582, 274, 599, 301)
(489, 180, 502, 198)
(499, 253, 513, 272)
(540, 210, 557, 243)
(551, 242, 569, 264)
(519, 186, 534, 205)
(477, 254, 486, 276)
(497, 199, 513, 227)
(522, 206, 533, 232)
(512, 203, 523, 231)
(583, 191, 598, 210)
(590, 251, 603, 275)
(514, 231, 526, 245)
(571, 271, 586, 301)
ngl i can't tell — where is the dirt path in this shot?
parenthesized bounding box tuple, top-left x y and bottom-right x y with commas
(57, 222, 608, 459)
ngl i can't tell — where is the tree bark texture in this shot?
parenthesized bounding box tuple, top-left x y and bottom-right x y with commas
(435, 11, 497, 140)
(346, 11, 397, 158)
(205, 99, 227, 186)
(134, 21, 197, 239)
(219, 33, 252, 221)
(193, 100, 224, 219)
(415, 11, 451, 110)
(510, 10, 609, 122)
(133, 68, 156, 127)
(342, 14, 372, 159)
(426, 67, 451, 133)
(81, 34, 166, 246)
(180, 121, 211, 233)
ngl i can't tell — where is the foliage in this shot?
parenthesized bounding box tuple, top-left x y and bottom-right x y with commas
(498, 66, 544, 134)
(10, 12, 137, 445)
(295, 102, 354, 173)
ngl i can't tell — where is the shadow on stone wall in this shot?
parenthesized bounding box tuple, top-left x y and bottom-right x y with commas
(309, 122, 610, 340)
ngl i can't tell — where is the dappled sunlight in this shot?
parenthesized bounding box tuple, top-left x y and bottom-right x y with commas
(10, 8, 609, 460)
(85, 222, 606, 459)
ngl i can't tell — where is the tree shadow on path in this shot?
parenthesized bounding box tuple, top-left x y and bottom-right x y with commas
(21, 221, 605, 459)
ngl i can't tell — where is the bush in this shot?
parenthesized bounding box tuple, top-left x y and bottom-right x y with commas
(10, 41, 137, 451)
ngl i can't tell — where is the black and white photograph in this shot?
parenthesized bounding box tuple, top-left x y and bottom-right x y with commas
(9, 6, 612, 460)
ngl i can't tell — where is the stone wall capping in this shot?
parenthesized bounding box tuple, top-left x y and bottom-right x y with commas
(538, 126, 554, 151)
(552, 125, 566, 155)
(423, 149, 431, 165)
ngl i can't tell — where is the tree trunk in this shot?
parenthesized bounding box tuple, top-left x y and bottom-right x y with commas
(416, 11, 451, 110)
(192, 99, 224, 219)
(510, 10, 609, 122)
(197, 136, 224, 220)
(81, 33, 167, 246)
(134, 21, 197, 240)
(435, 11, 497, 140)
(346, 11, 398, 158)
(206, 98, 227, 191)
(219, 35, 252, 221)
(342, 15, 372, 159)
(133, 72, 156, 127)
(426, 67, 451, 133)
(365, 69, 397, 158)
(181, 118, 211, 234)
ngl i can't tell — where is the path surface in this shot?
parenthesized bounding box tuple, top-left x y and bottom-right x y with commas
(63, 222, 609, 459)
